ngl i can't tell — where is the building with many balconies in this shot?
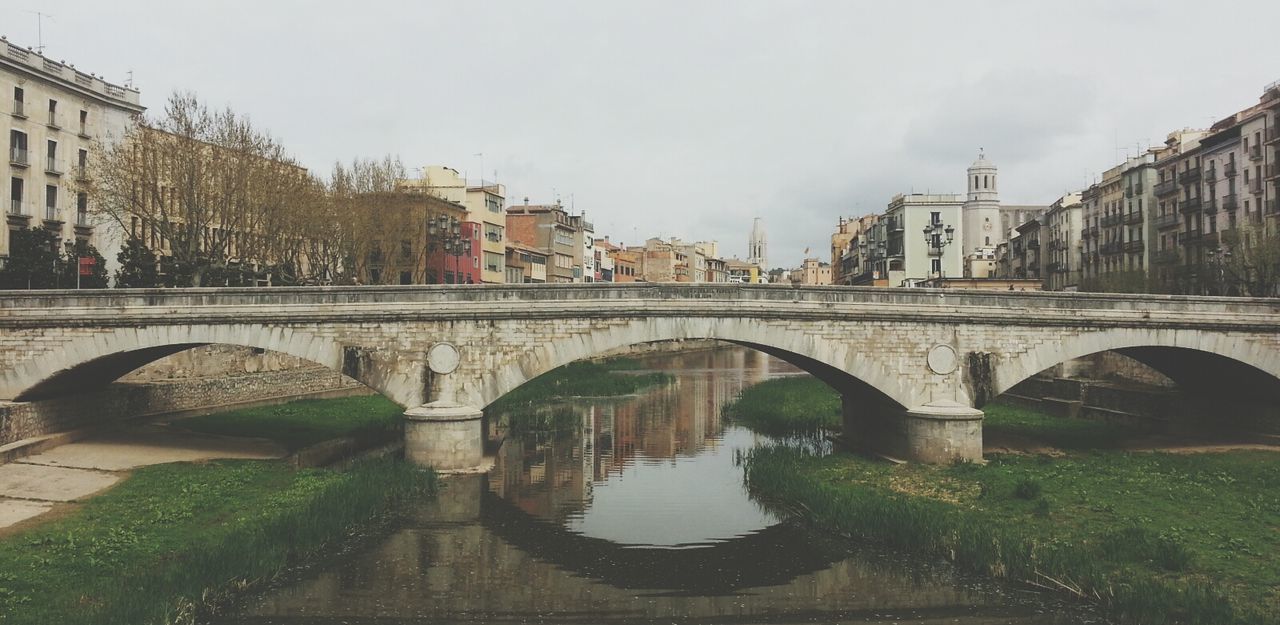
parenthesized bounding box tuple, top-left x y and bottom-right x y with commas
(1, 37, 145, 278)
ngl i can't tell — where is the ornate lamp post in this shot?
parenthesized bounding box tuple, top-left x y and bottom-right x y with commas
(922, 221, 956, 285)
(428, 215, 469, 284)
(1205, 246, 1233, 296)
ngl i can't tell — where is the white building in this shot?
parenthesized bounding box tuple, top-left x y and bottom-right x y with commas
(884, 193, 965, 286)
(1, 38, 144, 278)
(960, 152, 1048, 265)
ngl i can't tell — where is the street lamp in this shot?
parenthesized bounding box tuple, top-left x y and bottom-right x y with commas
(1205, 246, 1233, 295)
(922, 220, 956, 285)
(428, 214, 469, 284)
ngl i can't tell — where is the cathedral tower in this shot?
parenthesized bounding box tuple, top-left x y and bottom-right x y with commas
(962, 151, 1002, 256)
(748, 218, 767, 270)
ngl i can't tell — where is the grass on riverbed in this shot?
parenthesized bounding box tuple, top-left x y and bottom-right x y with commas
(489, 359, 672, 413)
(742, 398, 1280, 624)
(982, 401, 1146, 450)
(722, 376, 841, 436)
(176, 395, 403, 451)
(0, 456, 434, 625)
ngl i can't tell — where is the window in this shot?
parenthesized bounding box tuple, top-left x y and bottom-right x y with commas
(930, 211, 940, 224)
(9, 129, 27, 163)
(931, 258, 941, 274)
(46, 139, 57, 172)
(985, 236, 990, 246)
(484, 223, 503, 242)
(78, 110, 88, 135)
(77, 149, 87, 177)
(12, 87, 22, 116)
(47, 99, 57, 126)
(45, 184, 57, 215)
(983, 175, 989, 189)
(484, 251, 503, 273)
(399, 271, 412, 285)
(9, 177, 21, 214)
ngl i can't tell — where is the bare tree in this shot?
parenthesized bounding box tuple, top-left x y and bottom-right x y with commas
(1220, 223, 1280, 297)
(92, 92, 308, 286)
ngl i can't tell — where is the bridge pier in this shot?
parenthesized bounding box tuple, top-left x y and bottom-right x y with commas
(403, 402, 485, 472)
(842, 396, 983, 464)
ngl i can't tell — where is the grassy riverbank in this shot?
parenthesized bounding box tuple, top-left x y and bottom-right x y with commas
(0, 456, 433, 625)
(722, 376, 841, 436)
(176, 395, 403, 451)
(490, 358, 672, 412)
(736, 383, 1280, 624)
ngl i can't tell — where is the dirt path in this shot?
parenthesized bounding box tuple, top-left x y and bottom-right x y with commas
(0, 426, 285, 531)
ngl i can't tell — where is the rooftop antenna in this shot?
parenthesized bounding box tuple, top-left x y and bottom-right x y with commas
(473, 152, 483, 184)
(26, 11, 54, 54)
(125, 70, 134, 89)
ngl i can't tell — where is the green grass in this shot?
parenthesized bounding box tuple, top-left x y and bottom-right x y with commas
(982, 401, 1146, 450)
(0, 457, 434, 625)
(740, 399, 1280, 624)
(723, 376, 841, 436)
(489, 358, 672, 413)
(176, 395, 403, 451)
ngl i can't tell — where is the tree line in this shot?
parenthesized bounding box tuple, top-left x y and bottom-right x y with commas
(1, 92, 459, 289)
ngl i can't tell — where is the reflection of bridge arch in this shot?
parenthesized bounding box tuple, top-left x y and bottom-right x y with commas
(481, 487, 843, 593)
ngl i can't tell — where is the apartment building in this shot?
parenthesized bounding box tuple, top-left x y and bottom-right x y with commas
(402, 166, 507, 283)
(1150, 130, 1206, 289)
(571, 214, 595, 282)
(504, 242, 548, 283)
(1, 38, 144, 274)
(884, 193, 964, 286)
(506, 202, 579, 283)
(1043, 192, 1083, 291)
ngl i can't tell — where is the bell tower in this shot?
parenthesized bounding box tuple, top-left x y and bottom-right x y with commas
(962, 150, 1001, 256)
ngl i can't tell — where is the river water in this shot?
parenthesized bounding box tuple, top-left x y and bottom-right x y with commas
(209, 346, 1101, 625)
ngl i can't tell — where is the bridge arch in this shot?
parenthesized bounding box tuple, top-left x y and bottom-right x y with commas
(991, 327, 1280, 406)
(473, 317, 914, 411)
(0, 324, 416, 407)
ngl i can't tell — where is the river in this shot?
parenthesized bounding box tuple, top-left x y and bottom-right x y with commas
(208, 345, 1101, 625)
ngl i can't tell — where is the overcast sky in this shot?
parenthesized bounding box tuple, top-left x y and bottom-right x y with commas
(5, 0, 1280, 267)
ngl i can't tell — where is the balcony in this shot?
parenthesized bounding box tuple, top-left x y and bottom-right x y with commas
(1224, 162, 1237, 177)
(1027, 239, 1040, 250)
(45, 157, 62, 176)
(1222, 194, 1238, 211)
(77, 124, 90, 140)
(1267, 163, 1280, 180)
(11, 99, 24, 118)
(1086, 225, 1099, 238)
(1154, 179, 1178, 197)
(1100, 241, 1123, 255)
(45, 112, 60, 130)
(1124, 240, 1144, 253)
(1101, 214, 1122, 228)
(1268, 199, 1279, 214)
(44, 205, 61, 222)
(1180, 167, 1201, 184)
(75, 165, 89, 181)
(1153, 249, 1179, 265)
(1203, 198, 1217, 214)
(1125, 186, 1134, 198)
(927, 246, 943, 256)
(1134, 182, 1144, 195)
(1251, 179, 1265, 195)
(8, 199, 23, 215)
(1180, 197, 1202, 213)
(1204, 167, 1217, 183)
(1154, 212, 1180, 229)
(9, 147, 28, 167)
(1248, 145, 1263, 161)
(75, 211, 89, 227)
(1266, 126, 1280, 145)
(1124, 209, 1143, 225)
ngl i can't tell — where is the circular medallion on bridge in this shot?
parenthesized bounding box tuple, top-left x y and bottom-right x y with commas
(427, 342, 461, 375)
(927, 344, 959, 375)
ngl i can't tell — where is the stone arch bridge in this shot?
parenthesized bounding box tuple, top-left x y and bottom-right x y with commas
(1, 285, 1278, 470)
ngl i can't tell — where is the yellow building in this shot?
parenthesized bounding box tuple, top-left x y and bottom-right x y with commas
(402, 165, 507, 283)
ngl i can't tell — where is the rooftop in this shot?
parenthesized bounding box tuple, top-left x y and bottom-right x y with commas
(0, 36, 143, 112)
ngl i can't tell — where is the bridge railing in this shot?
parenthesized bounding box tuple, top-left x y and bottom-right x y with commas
(0, 283, 1277, 316)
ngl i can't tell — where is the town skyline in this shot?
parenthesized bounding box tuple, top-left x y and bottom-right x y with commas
(6, 0, 1280, 266)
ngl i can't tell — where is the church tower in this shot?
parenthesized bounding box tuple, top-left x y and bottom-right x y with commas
(748, 217, 768, 270)
(961, 151, 1001, 256)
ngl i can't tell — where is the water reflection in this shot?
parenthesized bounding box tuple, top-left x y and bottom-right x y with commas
(210, 346, 1096, 625)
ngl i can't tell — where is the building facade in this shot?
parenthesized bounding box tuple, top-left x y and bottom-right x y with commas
(884, 193, 964, 286)
(506, 202, 579, 283)
(402, 166, 508, 283)
(1044, 192, 1083, 291)
(1, 38, 145, 278)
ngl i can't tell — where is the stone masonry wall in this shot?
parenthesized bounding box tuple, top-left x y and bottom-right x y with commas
(0, 365, 364, 447)
(122, 344, 317, 382)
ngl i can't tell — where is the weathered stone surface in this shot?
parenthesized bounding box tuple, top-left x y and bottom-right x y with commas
(403, 403, 484, 471)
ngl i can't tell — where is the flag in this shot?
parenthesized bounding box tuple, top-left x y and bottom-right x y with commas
(78, 257, 95, 276)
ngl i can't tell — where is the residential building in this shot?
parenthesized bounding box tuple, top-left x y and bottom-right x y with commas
(884, 193, 964, 286)
(401, 165, 507, 283)
(570, 213, 595, 282)
(792, 257, 833, 285)
(506, 201, 578, 283)
(638, 238, 686, 282)
(705, 256, 728, 283)
(1, 38, 145, 278)
(832, 214, 880, 285)
(1044, 192, 1083, 291)
(610, 246, 641, 282)
(1081, 164, 1124, 286)
(1151, 129, 1206, 290)
(504, 242, 548, 284)
(593, 238, 615, 282)
(725, 259, 761, 284)
(1010, 219, 1044, 282)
